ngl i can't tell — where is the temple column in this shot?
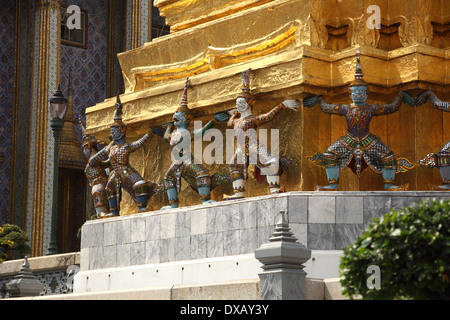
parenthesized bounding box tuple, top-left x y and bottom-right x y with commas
(125, 0, 152, 51)
(26, 0, 62, 256)
(10, 0, 32, 232)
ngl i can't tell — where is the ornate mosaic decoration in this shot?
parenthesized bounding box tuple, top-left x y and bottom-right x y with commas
(305, 50, 416, 191)
(0, 0, 16, 226)
(153, 77, 229, 209)
(225, 69, 299, 199)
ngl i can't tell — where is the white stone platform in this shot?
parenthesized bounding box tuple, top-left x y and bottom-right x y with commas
(74, 191, 450, 293)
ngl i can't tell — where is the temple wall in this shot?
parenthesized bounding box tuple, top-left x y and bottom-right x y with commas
(0, 0, 16, 226)
(59, 0, 109, 132)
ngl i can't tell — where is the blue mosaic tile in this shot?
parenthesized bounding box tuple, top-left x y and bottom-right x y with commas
(60, 0, 109, 138)
(0, 0, 16, 226)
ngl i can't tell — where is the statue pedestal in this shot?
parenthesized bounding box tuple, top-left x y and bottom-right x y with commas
(74, 191, 450, 294)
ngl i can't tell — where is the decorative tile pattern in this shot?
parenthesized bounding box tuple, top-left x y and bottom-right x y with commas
(125, 0, 133, 51)
(140, 0, 150, 46)
(42, 5, 59, 254)
(11, 0, 33, 233)
(0, 0, 16, 226)
(26, 2, 41, 242)
(60, 0, 108, 137)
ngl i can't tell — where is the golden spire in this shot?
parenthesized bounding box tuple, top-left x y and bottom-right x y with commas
(58, 67, 87, 170)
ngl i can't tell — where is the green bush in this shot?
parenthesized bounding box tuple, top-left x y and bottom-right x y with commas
(0, 224, 31, 263)
(340, 198, 450, 300)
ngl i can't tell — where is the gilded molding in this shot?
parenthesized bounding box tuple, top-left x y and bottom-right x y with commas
(87, 43, 449, 143)
(133, 25, 297, 90)
(155, 0, 276, 32)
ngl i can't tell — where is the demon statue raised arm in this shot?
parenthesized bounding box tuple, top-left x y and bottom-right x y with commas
(304, 50, 416, 191)
(224, 68, 300, 200)
(89, 95, 161, 216)
(79, 116, 111, 219)
(153, 77, 229, 209)
(416, 91, 450, 189)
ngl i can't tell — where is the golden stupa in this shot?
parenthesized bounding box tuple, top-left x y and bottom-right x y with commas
(85, 0, 449, 215)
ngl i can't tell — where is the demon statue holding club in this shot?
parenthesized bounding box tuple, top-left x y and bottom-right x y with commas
(153, 77, 229, 209)
(79, 116, 110, 219)
(224, 68, 300, 200)
(304, 50, 416, 190)
(89, 95, 161, 216)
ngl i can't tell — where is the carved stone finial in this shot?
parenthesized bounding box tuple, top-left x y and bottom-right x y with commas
(5, 255, 44, 297)
(254, 210, 311, 300)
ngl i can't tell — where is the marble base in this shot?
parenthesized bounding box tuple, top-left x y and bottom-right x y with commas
(75, 191, 450, 293)
(73, 251, 341, 293)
